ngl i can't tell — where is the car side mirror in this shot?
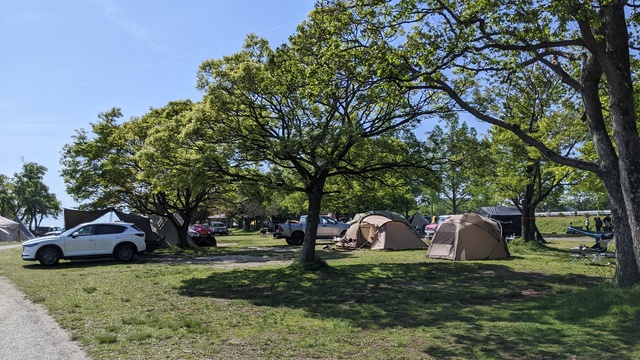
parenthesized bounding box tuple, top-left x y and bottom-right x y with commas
(72, 232, 80, 238)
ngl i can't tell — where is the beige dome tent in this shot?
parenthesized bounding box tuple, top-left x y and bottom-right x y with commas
(344, 211, 426, 250)
(427, 213, 510, 260)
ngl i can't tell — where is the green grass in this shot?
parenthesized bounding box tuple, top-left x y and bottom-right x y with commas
(0, 232, 638, 359)
(536, 215, 600, 235)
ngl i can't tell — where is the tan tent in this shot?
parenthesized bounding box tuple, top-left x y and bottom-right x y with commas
(344, 211, 426, 250)
(0, 215, 33, 242)
(427, 213, 510, 260)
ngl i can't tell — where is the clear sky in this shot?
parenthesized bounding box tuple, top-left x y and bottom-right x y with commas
(1, 0, 316, 225)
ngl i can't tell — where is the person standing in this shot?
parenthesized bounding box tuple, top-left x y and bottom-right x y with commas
(594, 216, 603, 232)
(584, 215, 590, 231)
(603, 215, 612, 231)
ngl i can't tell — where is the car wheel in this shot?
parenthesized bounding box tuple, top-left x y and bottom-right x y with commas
(38, 247, 60, 266)
(290, 232, 304, 245)
(114, 243, 136, 262)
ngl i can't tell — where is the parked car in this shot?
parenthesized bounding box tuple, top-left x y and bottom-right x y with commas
(209, 221, 229, 235)
(188, 224, 214, 237)
(425, 215, 453, 240)
(188, 224, 217, 246)
(45, 228, 63, 236)
(22, 222, 146, 266)
(35, 226, 63, 237)
(275, 215, 350, 245)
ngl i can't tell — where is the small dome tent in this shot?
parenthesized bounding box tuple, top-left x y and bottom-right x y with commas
(344, 211, 426, 250)
(427, 213, 510, 260)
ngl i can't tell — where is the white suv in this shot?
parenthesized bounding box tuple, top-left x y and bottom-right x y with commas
(22, 222, 146, 266)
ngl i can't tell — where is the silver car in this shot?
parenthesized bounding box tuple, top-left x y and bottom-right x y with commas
(22, 222, 146, 266)
(210, 221, 229, 235)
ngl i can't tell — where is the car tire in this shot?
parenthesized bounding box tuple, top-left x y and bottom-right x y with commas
(289, 232, 304, 245)
(114, 243, 136, 262)
(38, 247, 61, 266)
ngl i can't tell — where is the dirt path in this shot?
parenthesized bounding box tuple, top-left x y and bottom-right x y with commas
(0, 245, 90, 360)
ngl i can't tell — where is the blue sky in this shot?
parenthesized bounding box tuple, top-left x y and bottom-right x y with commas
(1, 0, 316, 225)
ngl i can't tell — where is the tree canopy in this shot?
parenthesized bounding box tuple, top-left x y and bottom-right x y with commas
(196, 7, 440, 262)
(335, 0, 640, 286)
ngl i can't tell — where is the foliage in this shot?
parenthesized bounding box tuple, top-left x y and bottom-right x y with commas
(196, 7, 440, 262)
(0, 174, 17, 217)
(338, 0, 640, 286)
(10, 162, 61, 229)
(60, 104, 236, 247)
(424, 118, 494, 214)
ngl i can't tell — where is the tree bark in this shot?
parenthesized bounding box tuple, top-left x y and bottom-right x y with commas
(577, 5, 640, 286)
(599, 4, 640, 283)
(301, 178, 325, 263)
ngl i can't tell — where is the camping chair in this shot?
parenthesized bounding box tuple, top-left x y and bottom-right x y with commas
(589, 237, 615, 264)
(569, 244, 590, 265)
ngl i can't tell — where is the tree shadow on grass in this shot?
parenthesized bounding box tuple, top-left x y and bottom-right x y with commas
(178, 260, 634, 358)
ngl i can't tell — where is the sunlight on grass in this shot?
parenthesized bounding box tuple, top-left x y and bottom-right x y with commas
(0, 232, 638, 359)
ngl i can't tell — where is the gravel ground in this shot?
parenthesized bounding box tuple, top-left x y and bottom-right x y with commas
(0, 244, 90, 360)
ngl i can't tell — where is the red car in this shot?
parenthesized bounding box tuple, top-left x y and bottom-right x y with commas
(424, 215, 452, 240)
(189, 224, 213, 237)
(188, 224, 217, 246)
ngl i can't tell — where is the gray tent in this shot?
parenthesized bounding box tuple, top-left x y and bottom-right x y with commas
(409, 212, 430, 229)
(13, 216, 35, 239)
(0, 215, 33, 242)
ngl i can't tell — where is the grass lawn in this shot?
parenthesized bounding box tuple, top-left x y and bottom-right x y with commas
(0, 231, 638, 359)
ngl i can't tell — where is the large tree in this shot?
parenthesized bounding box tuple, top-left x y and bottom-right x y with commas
(425, 118, 493, 214)
(481, 65, 585, 241)
(339, 0, 640, 287)
(0, 174, 18, 218)
(61, 103, 233, 247)
(12, 162, 61, 230)
(197, 7, 440, 264)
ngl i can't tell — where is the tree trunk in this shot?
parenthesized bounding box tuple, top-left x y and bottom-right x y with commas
(521, 206, 537, 242)
(578, 32, 640, 287)
(521, 165, 537, 242)
(301, 178, 325, 264)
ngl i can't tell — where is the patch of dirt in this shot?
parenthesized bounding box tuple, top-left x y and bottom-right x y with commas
(145, 253, 293, 269)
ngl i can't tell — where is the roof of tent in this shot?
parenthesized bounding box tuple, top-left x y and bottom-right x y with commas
(477, 206, 522, 216)
(345, 211, 425, 250)
(348, 210, 410, 225)
(427, 213, 510, 260)
(0, 215, 33, 241)
(409, 212, 430, 227)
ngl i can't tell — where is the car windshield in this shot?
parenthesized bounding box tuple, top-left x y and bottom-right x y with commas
(58, 224, 85, 237)
(212, 222, 225, 227)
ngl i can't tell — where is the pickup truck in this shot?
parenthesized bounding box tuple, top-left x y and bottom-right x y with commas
(276, 215, 350, 245)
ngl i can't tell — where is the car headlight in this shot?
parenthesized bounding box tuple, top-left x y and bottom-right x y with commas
(22, 242, 39, 248)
